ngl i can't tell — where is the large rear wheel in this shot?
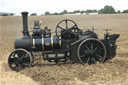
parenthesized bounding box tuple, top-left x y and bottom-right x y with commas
(77, 38, 106, 64)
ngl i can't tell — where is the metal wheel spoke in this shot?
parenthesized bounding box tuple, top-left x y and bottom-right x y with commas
(80, 55, 85, 58)
(69, 25, 76, 31)
(21, 63, 28, 68)
(57, 26, 65, 31)
(86, 57, 91, 63)
(93, 47, 98, 51)
(23, 58, 30, 64)
(91, 44, 93, 50)
(96, 54, 103, 60)
(91, 57, 96, 64)
(22, 54, 30, 64)
(10, 57, 18, 61)
(96, 54, 102, 58)
(22, 54, 29, 59)
(15, 64, 22, 71)
(85, 45, 90, 51)
(84, 50, 90, 54)
(68, 30, 76, 35)
(65, 20, 68, 29)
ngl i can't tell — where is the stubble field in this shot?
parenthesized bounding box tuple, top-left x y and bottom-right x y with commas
(0, 14, 128, 85)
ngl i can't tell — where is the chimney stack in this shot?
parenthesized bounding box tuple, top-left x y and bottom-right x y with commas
(21, 12, 29, 37)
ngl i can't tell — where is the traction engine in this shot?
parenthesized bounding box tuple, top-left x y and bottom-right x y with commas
(8, 12, 120, 71)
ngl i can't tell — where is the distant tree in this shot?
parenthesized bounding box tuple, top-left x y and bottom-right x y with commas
(122, 9, 128, 13)
(1, 13, 8, 16)
(53, 12, 59, 15)
(68, 11, 74, 14)
(98, 5, 116, 14)
(86, 10, 92, 14)
(117, 10, 121, 13)
(0, 13, 15, 16)
(73, 10, 81, 14)
(86, 9, 97, 14)
(93, 10, 98, 13)
(30, 13, 37, 16)
(45, 11, 51, 15)
(60, 10, 68, 15)
(104, 5, 116, 13)
(98, 8, 104, 14)
(80, 10, 86, 14)
(10, 13, 15, 16)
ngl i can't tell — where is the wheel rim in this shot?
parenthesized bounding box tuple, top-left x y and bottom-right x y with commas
(8, 49, 32, 71)
(77, 38, 106, 64)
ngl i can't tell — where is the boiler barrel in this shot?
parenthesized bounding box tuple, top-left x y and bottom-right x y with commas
(15, 36, 61, 51)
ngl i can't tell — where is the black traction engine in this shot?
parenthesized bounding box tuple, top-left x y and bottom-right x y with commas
(8, 12, 120, 71)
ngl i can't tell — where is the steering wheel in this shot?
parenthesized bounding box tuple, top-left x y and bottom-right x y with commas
(56, 19, 79, 39)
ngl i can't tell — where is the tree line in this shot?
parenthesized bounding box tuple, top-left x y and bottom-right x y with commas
(40, 5, 128, 16)
(1, 5, 127, 16)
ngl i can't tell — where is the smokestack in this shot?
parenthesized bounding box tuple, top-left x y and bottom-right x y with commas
(21, 12, 29, 37)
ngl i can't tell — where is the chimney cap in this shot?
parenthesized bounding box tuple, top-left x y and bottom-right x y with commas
(21, 12, 29, 14)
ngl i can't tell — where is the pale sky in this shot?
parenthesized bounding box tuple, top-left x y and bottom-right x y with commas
(0, 0, 128, 15)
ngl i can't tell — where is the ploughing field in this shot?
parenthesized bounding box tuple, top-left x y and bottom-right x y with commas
(0, 14, 128, 85)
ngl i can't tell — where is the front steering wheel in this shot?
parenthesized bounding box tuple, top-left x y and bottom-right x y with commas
(56, 19, 79, 39)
